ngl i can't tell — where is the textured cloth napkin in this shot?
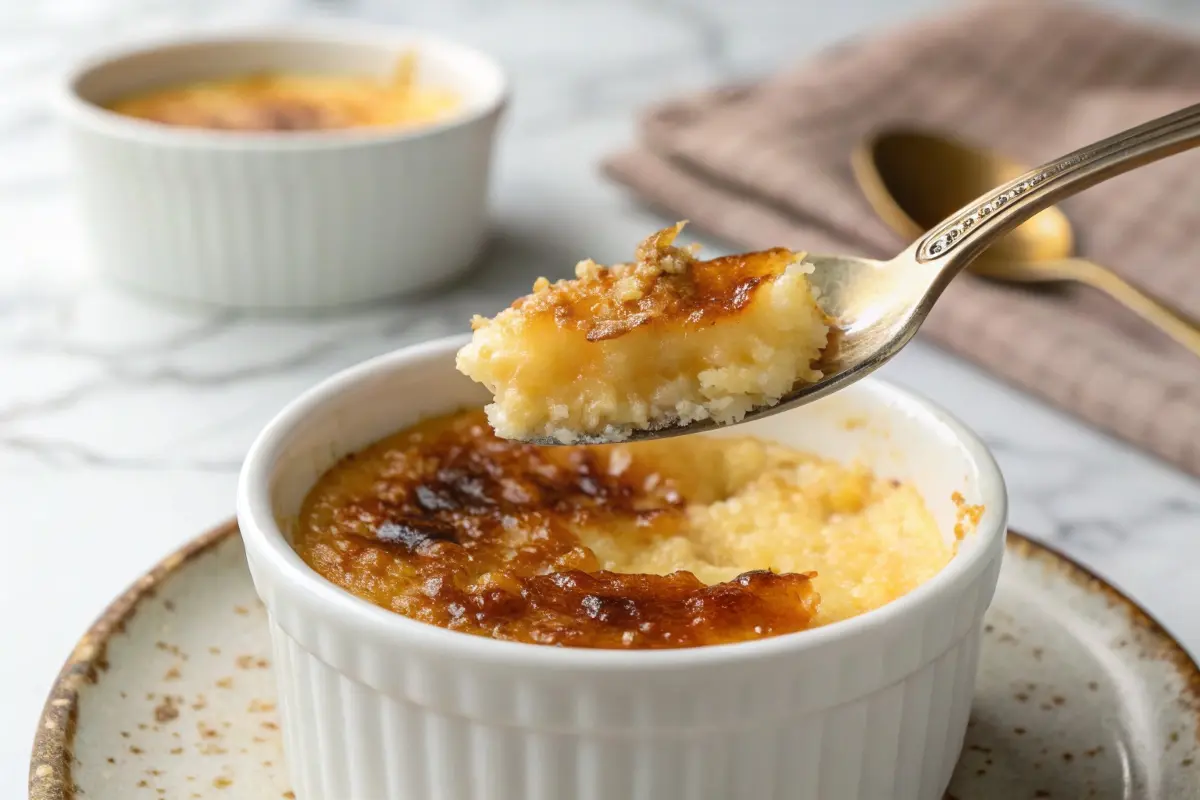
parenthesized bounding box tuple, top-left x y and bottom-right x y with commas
(604, 0, 1200, 477)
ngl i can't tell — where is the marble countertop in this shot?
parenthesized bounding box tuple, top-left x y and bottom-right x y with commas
(6, 0, 1200, 791)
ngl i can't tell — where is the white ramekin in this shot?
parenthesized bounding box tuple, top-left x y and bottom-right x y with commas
(55, 26, 507, 310)
(237, 335, 1007, 800)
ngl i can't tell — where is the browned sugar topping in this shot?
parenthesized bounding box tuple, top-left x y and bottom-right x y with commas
(508, 223, 808, 342)
(295, 409, 818, 649)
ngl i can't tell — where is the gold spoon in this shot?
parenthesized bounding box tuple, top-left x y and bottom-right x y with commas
(530, 102, 1200, 445)
(851, 128, 1200, 356)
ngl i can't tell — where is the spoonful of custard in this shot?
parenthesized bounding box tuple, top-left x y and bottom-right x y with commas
(458, 102, 1200, 444)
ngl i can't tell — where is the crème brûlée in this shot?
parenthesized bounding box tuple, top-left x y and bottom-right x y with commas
(293, 408, 953, 650)
(455, 223, 831, 443)
(105, 55, 460, 132)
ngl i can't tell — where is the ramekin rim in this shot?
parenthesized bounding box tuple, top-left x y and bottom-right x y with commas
(236, 334, 1008, 671)
(52, 21, 510, 150)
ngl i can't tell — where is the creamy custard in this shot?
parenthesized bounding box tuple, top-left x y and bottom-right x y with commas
(456, 223, 831, 444)
(293, 409, 951, 649)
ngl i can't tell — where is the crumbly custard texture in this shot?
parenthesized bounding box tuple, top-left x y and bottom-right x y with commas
(293, 409, 951, 650)
(106, 54, 460, 131)
(455, 223, 831, 443)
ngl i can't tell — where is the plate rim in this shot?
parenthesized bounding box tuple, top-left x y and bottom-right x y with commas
(27, 521, 1200, 800)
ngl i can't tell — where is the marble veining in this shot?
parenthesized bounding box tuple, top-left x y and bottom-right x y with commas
(5, 0, 1200, 795)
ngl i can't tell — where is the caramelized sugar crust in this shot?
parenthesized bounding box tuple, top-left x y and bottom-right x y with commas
(507, 222, 808, 342)
(295, 409, 818, 649)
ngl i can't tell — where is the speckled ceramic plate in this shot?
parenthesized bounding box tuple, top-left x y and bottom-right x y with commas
(29, 522, 1200, 800)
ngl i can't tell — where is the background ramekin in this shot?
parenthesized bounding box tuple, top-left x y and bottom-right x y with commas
(237, 335, 1008, 800)
(56, 26, 507, 310)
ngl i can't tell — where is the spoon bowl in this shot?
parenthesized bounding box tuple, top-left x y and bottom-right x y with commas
(521, 249, 929, 445)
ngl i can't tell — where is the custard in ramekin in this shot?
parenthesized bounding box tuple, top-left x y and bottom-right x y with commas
(238, 335, 1006, 800)
(57, 26, 507, 309)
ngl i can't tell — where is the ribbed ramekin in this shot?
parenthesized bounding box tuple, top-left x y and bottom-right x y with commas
(55, 26, 507, 310)
(237, 335, 1008, 800)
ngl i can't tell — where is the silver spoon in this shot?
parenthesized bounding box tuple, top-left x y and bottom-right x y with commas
(538, 101, 1200, 445)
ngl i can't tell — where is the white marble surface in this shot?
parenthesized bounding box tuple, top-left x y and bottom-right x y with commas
(6, 0, 1200, 791)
